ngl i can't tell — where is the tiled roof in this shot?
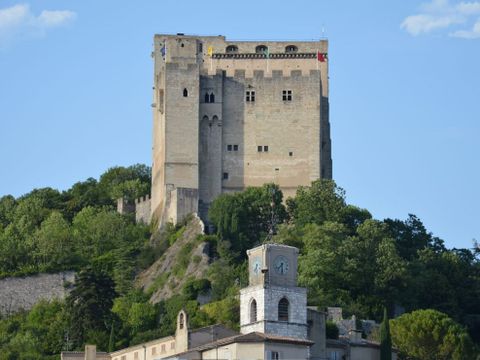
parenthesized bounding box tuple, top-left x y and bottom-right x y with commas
(192, 332, 313, 351)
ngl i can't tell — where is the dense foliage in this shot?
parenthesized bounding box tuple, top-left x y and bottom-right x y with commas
(390, 309, 476, 360)
(0, 164, 151, 278)
(273, 180, 480, 346)
(0, 174, 479, 358)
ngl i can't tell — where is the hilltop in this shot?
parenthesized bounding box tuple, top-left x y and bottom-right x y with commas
(0, 166, 479, 358)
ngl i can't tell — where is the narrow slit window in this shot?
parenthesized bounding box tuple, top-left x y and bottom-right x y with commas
(210, 93, 215, 103)
(223, 172, 229, 180)
(205, 93, 210, 103)
(183, 88, 188, 97)
(179, 313, 184, 329)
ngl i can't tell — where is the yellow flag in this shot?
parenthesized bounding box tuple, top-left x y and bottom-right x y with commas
(208, 46, 213, 56)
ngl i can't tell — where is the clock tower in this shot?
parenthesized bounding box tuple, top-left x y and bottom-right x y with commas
(240, 243, 308, 339)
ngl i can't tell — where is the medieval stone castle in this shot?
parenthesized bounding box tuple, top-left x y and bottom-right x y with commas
(128, 34, 332, 226)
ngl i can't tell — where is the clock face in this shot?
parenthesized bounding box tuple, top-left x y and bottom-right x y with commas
(274, 255, 289, 275)
(252, 258, 262, 276)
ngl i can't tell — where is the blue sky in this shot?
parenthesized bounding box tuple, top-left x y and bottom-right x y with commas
(0, 0, 478, 250)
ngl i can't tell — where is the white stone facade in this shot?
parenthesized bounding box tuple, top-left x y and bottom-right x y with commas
(240, 243, 308, 340)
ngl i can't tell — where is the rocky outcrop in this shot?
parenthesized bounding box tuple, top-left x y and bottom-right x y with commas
(0, 271, 75, 315)
(136, 214, 211, 303)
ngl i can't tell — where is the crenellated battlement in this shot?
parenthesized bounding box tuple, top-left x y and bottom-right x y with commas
(217, 68, 322, 80)
(135, 194, 151, 205)
(150, 34, 332, 228)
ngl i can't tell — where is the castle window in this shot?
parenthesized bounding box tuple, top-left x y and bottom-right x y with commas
(204, 92, 215, 103)
(183, 88, 188, 97)
(233, 145, 239, 151)
(250, 299, 257, 323)
(257, 146, 263, 152)
(227, 145, 233, 151)
(271, 351, 280, 360)
(285, 45, 298, 53)
(246, 91, 255, 102)
(278, 297, 289, 321)
(282, 90, 292, 101)
(264, 145, 269, 152)
(289, 151, 293, 156)
(179, 313, 184, 329)
(256, 45, 268, 54)
(226, 45, 238, 54)
(223, 172, 229, 180)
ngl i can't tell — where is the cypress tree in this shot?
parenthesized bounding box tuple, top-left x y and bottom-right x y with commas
(108, 322, 115, 353)
(380, 307, 392, 360)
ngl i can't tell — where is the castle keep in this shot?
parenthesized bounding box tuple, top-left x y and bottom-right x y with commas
(149, 34, 332, 226)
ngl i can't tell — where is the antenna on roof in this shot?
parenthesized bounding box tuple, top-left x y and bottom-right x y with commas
(321, 24, 327, 39)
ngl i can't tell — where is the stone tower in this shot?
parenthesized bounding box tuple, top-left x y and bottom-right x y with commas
(239, 243, 308, 339)
(150, 34, 332, 226)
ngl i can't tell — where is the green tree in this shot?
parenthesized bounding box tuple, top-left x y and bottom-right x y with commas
(98, 165, 151, 203)
(390, 309, 476, 360)
(326, 321, 339, 339)
(380, 307, 392, 360)
(209, 184, 286, 258)
(72, 207, 129, 261)
(0, 195, 16, 228)
(33, 211, 75, 269)
(287, 179, 346, 227)
(66, 267, 116, 349)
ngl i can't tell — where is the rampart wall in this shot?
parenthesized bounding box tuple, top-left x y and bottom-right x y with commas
(0, 271, 75, 315)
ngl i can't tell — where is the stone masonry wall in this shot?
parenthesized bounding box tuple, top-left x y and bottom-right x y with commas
(0, 271, 75, 315)
(135, 195, 151, 224)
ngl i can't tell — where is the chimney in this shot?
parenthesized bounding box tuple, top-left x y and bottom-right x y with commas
(348, 329, 362, 343)
(85, 345, 96, 360)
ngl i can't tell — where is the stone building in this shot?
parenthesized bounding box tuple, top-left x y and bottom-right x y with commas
(146, 34, 333, 227)
(61, 243, 396, 360)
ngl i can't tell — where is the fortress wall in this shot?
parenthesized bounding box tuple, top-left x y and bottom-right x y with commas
(135, 195, 152, 224)
(0, 271, 75, 315)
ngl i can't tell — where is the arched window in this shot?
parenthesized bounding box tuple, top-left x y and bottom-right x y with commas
(179, 313, 184, 329)
(256, 45, 268, 54)
(205, 93, 210, 103)
(209, 93, 215, 103)
(183, 88, 188, 97)
(250, 299, 257, 323)
(285, 45, 298, 53)
(278, 297, 289, 322)
(226, 45, 238, 54)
